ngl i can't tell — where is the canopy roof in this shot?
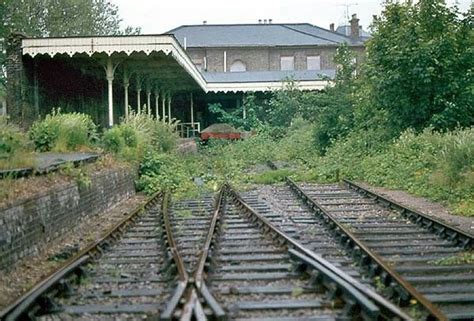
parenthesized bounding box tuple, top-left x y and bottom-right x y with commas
(22, 34, 330, 93)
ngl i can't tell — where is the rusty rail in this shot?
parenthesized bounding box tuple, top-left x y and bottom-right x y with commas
(160, 192, 191, 321)
(344, 179, 473, 249)
(286, 177, 448, 321)
(173, 188, 227, 321)
(226, 183, 411, 320)
(1, 191, 163, 321)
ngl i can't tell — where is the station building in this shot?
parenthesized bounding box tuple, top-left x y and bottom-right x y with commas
(5, 15, 369, 134)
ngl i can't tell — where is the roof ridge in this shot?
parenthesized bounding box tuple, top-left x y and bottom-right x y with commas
(167, 22, 325, 31)
(281, 24, 341, 44)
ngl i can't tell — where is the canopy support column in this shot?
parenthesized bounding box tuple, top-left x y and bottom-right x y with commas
(161, 92, 166, 123)
(136, 75, 142, 114)
(105, 56, 116, 128)
(155, 89, 159, 120)
(123, 68, 130, 120)
(146, 79, 151, 115)
(167, 92, 172, 125)
(190, 92, 194, 127)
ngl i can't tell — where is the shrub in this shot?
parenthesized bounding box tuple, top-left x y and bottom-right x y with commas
(0, 116, 29, 159)
(0, 116, 35, 169)
(103, 127, 125, 154)
(123, 112, 178, 152)
(29, 110, 97, 152)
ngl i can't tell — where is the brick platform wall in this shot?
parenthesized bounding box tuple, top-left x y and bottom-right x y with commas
(0, 168, 136, 271)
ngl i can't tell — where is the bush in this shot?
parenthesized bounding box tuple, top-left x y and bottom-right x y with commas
(307, 127, 474, 216)
(0, 117, 29, 159)
(103, 127, 125, 154)
(123, 111, 178, 152)
(0, 116, 34, 169)
(29, 110, 97, 152)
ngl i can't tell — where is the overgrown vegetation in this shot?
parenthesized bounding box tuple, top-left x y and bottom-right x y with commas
(102, 112, 179, 162)
(1, 0, 472, 219)
(29, 110, 97, 152)
(0, 116, 35, 169)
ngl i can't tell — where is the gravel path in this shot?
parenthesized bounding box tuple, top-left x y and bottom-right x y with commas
(0, 194, 147, 311)
(355, 182, 474, 236)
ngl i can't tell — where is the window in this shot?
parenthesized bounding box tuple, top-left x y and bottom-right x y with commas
(307, 56, 321, 70)
(280, 56, 294, 71)
(230, 60, 246, 72)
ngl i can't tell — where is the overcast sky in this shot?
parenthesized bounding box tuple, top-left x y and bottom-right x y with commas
(112, 0, 472, 34)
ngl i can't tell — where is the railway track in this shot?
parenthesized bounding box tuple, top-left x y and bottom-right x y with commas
(0, 192, 184, 321)
(1, 185, 411, 321)
(261, 161, 473, 320)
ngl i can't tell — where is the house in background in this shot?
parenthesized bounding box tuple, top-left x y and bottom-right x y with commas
(168, 14, 370, 89)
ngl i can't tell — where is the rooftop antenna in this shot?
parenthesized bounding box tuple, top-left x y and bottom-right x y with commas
(336, 1, 358, 22)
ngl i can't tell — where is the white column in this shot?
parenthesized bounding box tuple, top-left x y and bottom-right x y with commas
(167, 92, 172, 125)
(106, 56, 115, 127)
(190, 93, 194, 127)
(161, 92, 166, 123)
(147, 91, 151, 115)
(136, 76, 142, 114)
(123, 70, 129, 120)
(155, 90, 159, 119)
(242, 97, 246, 119)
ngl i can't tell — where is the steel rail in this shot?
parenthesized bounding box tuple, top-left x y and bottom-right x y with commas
(160, 191, 191, 321)
(1, 191, 163, 321)
(286, 177, 448, 321)
(344, 179, 473, 249)
(226, 184, 411, 321)
(191, 186, 227, 321)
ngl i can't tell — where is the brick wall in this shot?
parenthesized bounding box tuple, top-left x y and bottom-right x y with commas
(188, 46, 363, 72)
(0, 168, 136, 271)
(5, 33, 31, 127)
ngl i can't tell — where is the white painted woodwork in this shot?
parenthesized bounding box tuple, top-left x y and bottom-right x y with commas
(106, 57, 114, 127)
(22, 36, 330, 95)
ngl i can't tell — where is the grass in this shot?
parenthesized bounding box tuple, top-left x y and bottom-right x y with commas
(430, 252, 474, 265)
(0, 152, 36, 170)
(251, 169, 294, 184)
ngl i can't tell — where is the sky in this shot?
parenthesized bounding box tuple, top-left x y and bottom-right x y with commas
(112, 0, 472, 34)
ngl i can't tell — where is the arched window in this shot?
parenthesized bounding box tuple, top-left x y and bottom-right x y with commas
(230, 60, 247, 72)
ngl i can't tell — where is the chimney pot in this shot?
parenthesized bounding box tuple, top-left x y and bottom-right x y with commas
(350, 14, 360, 39)
(203, 20, 207, 25)
(330, 23, 335, 31)
(264, 19, 267, 24)
(269, 19, 273, 24)
(258, 19, 262, 24)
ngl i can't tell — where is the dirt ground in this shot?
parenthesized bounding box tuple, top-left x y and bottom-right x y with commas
(357, 182, 474, 236)
(0, 194, 147, 311)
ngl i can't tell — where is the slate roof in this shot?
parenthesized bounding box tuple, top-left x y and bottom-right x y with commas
(202, 70, 335, 83)
(167, 23, 366, 48)
(336, 25, 372, 40)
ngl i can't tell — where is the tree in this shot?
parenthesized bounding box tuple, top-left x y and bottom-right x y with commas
(311, 44, 358, 153)
(364, 0, 473, 132)
(3, 0, 140, 37)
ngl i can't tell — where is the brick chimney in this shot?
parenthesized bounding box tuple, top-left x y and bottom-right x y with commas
(350, 14, 360, 39)
(329, 23, 335, 32)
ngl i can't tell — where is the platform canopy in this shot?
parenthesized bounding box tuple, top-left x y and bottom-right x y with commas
(20, 34, 331, 127)
(22, 35, 207, 92)
(22, 34, 330, 94)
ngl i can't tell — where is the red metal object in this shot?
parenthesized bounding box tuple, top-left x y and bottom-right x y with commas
(200, 132, 241, 140)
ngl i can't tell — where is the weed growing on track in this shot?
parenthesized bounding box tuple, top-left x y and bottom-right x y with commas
(431, 252, 474, 265)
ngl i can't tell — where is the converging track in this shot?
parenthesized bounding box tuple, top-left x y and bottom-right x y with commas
(6, 164, 471, 320)
(262, 161, 474, 320)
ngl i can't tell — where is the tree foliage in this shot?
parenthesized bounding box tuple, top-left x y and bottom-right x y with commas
(364, 0, 473, 132)
(311, 44, 357, 153)
(4, 0, 140, 37)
